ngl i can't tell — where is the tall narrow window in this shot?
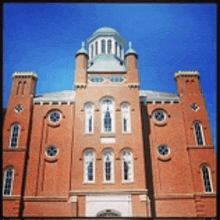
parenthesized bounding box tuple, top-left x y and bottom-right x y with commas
(115, 42, 117, 56)
(91, 45, 94, 59)
(122, 150, 133, 182)
(101, 98, 114, 133)
(16, 81, 22, 95)
(194, 122, 205, 145)
(84, 150, 95, 182)
(10, 124, 20, 148)
(107, 40, 112, 54)
(201, 165, 212, 193)
(119, 45, 122, 58)
(101, 40, 106, 54)
(85, 103, 94, 133)
(95, 41, 98, 55)
(3, 168, 14, 196)
(103, 150, 114, 182)
(22, 81, 26, 95)
(122, 103, 131, 133)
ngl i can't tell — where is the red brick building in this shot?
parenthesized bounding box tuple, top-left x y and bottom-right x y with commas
(2, 27, 216, 218)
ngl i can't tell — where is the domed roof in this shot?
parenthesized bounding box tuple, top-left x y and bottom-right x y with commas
(93, 27, 119, 35)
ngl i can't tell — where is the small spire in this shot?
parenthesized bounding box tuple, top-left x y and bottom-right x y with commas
(129, 42, 132, 49)
(82, 41, 85, 48)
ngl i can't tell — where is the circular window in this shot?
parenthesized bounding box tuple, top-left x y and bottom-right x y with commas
(157, 145, 170, 156)
(14, 105, 23, 113)
(190, 103, 199, 111)
(46, 146, 58, 157)
(153, 110, 166, 122)
(49, 111, 61, 123)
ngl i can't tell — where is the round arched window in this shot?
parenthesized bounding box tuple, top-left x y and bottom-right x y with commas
(49, 111, 61, 123)
(46, 146, 58, 157)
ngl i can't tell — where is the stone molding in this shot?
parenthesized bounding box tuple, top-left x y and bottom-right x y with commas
(128, 83, 139, 89)
(12, 72, 38, 80)
(24, 196, 68, 202)
(69, 189, 148, 196)
(174, 70, 200, 79)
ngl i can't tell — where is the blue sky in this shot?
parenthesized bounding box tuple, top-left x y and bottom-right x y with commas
(3, 3, 217, 150)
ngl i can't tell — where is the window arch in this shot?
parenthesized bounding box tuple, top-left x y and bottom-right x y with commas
(103, 149, 114, 182)
(3, 167, 14, 196)
(10, 124, 20, 148)
(194, 122, 205, 145)
(95, 41, 98, 55)
(107, 40, 112, 54)
(122, 103, 131, 133)
(101, 39, 106, 54)
(122, 150, 133, 182)
(84, 150, 95, 182)
(201, 165, 213, 193)
(101, 98, 114, 133)
(85, 103, 94, 133)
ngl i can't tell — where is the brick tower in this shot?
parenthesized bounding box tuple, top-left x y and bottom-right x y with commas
(3, 72, 38, 217)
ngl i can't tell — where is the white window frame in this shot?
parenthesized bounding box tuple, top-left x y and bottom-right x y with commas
(3, 167, 14, 196)
(122, 150, 134, 182)
(91, 44, 94, 59)
(9, 123, 20, 148)
(85, 103, 94, 133)
(101, 98, 115, 133)
(89, 75, 106, 84)
(84, 150, 95, 183)
(194, 122, 205, 146)
(201, 165, 213, 193)
(103, 150, 114, 183)
(121, 103, 131, 133)
(108, 75, 125, 84)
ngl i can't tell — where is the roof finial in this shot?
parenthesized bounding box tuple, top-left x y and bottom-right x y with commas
(129, 42, 132, 49)
(82, 41, 85, 48)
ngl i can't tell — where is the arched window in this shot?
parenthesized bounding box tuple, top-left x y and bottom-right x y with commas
(101, 98, 114, 133)
(194, 122, 205, 145)
(122, 150, 133, 182)
(101, 40, 106, 54)
(3, 168, 14, 196)
(95, 41, 98, 55)
(103, 150, 114, 182)
(84, 150, 95, 182)
(115, 42, 117, 56)
(122, 103, 131, 133)
(85, 103, 94, 133)
(119, 45, 122, 58)
(107, 40, 112, 54)
(10, 124, 20, 148)
(91, 45, 94, 59)
(201, 165, 212, 193)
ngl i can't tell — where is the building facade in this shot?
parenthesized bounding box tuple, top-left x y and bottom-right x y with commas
(3, 27, 216, 218)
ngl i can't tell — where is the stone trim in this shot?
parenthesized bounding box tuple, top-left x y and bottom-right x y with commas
(3, 147, 26, 152)
(128, 83, 139, 89)
(12, 72, 38, 80)
(174, 70, 200, 79)
(3, 195, 21, 200)
(70, 189, 148, 196)
(187, 145, 215, 150)
(24, 196, 68, 202)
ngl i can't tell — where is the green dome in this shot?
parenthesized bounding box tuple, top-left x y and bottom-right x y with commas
(93, 27, 119, 35)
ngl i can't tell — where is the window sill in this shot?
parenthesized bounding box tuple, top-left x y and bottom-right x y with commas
(122, 181, 134, 184)
(122, 132, 132, 135)
(103, 181, 115, 184)
(83, 181, 95, 184)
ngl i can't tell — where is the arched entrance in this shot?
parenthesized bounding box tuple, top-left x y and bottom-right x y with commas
(96, 209, 121, 217)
